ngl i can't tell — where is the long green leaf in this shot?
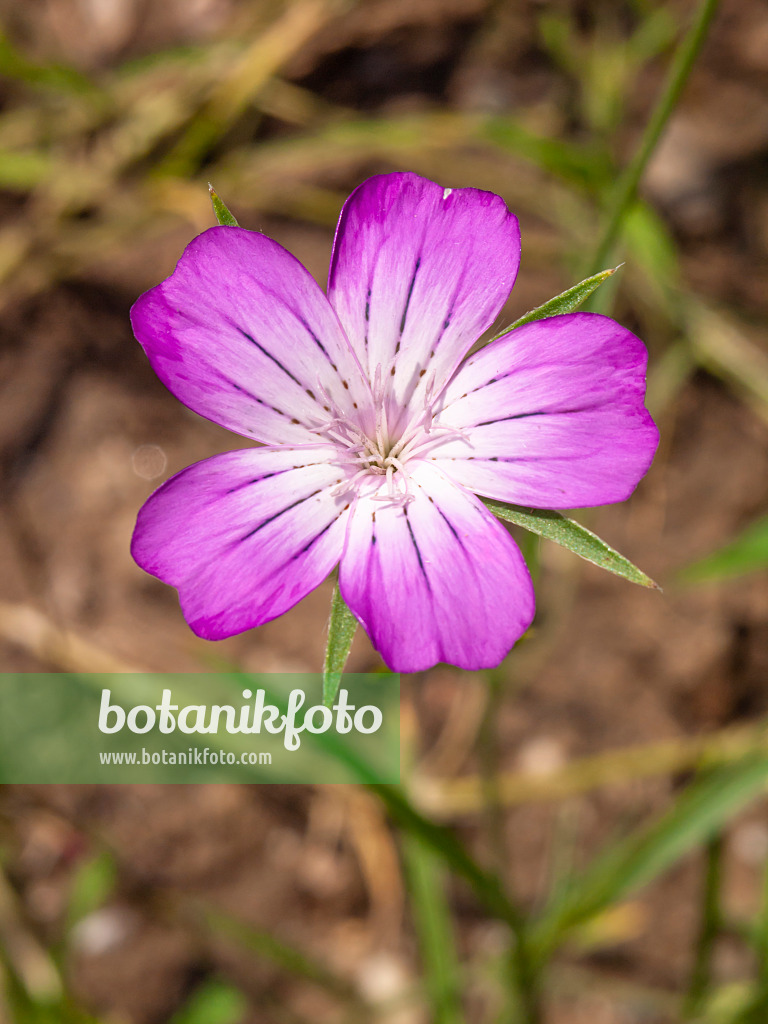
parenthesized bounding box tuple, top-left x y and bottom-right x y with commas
(201, 907, 366, 1007)
(484, 499, 658, 589)
(0, 32, 102, 98)
(484, 267, 619, 345)
(65, 851, 117, 930)
(678, 515, 768, 584)
(208, 183, 239, 226)
(169, 982, 246, 1024)
(323, 582, 358, 708)
(532, 756, 768, 956)
(584, 0, 720, 276)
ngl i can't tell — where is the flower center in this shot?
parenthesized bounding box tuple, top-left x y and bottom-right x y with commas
(312, 365, 469, 506)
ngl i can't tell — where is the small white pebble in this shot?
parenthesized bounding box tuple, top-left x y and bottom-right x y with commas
(357, 951, 410, 1002)
(71, 907, 136, 956)
(732, 822, 768, 865)
(516, 737, 566, 777)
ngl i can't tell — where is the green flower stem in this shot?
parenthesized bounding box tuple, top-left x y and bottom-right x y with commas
(478, 668, 545, 1023)
(757, 855, 768, 987)
(402, 835, 464, 1024)
(478, 671, 508, 877)
(368, 783, 543, 1022)
(585, 0, 719, 277)
(682, 835, 723, 1017)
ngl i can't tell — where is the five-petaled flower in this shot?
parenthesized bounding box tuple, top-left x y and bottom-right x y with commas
(130, 172, 658, 672)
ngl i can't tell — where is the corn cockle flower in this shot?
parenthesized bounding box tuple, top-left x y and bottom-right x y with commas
(130, 172, 658, 673)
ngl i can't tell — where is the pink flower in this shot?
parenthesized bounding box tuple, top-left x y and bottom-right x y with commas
(130, 173, 658, 672)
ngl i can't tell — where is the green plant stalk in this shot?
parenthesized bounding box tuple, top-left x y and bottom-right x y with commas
(728, 849, 768, 1023)
(478, 668, 544, 1024)
(682, 835, 723, 1017)
(758, 854, 768, 987)
(368, 784, 543, 1021)
(585, 0, 719, 277)
(478, 672, 507, 877)
(402, 835, 464, 1024)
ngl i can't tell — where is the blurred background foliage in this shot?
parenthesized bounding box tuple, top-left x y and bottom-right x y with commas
(1, 0, 768, 1021)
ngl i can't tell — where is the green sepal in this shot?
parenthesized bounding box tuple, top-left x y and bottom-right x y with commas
(208, 183, 239, 227)
(484, 499, 659, 589)
(323, 581, 358, 708)
(485, 266, 620, 345)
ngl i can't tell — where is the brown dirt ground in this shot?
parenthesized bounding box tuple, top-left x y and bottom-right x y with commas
(1, 0, 768, 1021)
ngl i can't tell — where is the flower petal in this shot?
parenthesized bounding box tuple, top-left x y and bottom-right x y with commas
(131, 226, 370, 446)
(431, 313, 659, 507)
(327, 173, 520, 428)
(132, 446, 350, 639)
(339, 463, 534, 672)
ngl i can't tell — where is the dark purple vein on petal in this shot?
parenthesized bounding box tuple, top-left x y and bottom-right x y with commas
(298, 316, 335, 366)
(435, 504, 461, 543)
(404, 507, 431, 589)
(238, 489, 323, 543)
(474, 402, 608, 427)
(230, 323, 303, 387)
(293, 510, 347, 558)
(398, 256, 421, 338)
(364, 285, 371, 354)
(214, 372, 295, 429)
(225, 468, 295, 494)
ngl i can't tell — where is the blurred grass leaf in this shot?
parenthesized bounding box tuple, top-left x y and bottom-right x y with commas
(626, 5, 678, 65)
(482, 116, 611, 187)
(403, 836, 463, 1024)
(169, 981, 246, 1024)
(687, 303, 768, 418)
(679, 515, 768, 584)
(201, 907, 365, 1006)
(0, 150, 55, 190)
(622, 201, 681, 315)
(532, 756, 768, 956)
(0, 32, 101, 99)
(66, 852, 117, 929)
(484, 500, 658, 589)
(323, 582, 358, 708)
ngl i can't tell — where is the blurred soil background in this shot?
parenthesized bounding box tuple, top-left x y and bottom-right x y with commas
(1, 0, 768, 1022)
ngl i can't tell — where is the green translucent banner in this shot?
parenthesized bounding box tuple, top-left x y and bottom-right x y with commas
(0, 673, 399, 783)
